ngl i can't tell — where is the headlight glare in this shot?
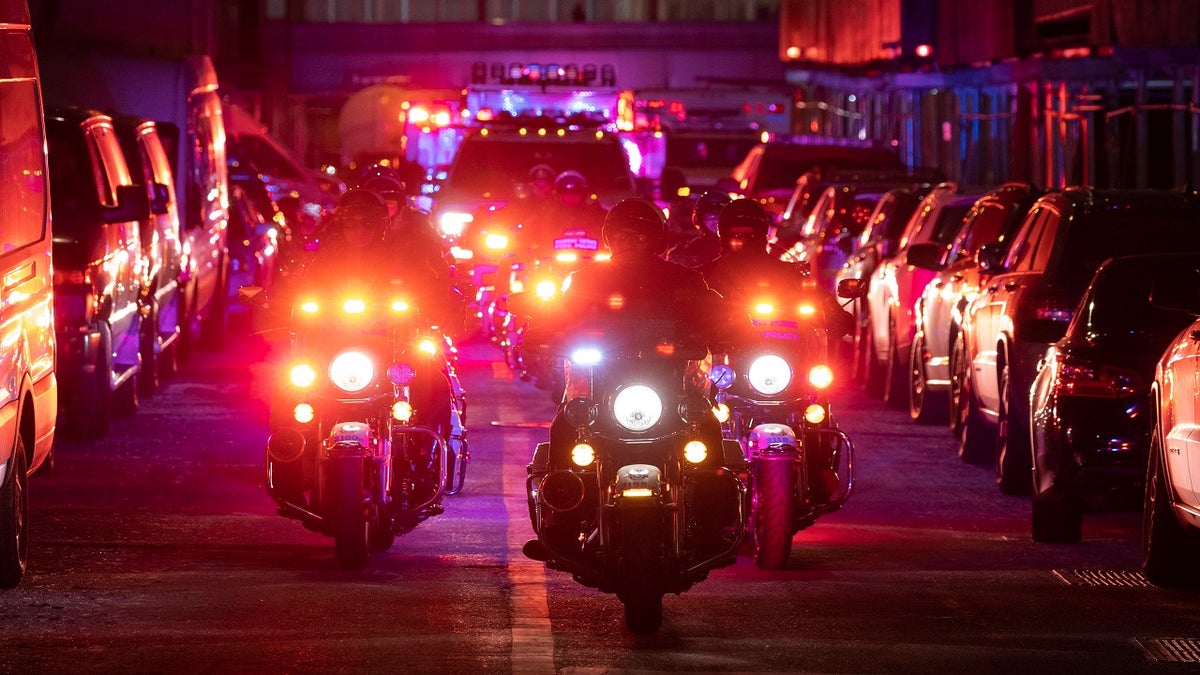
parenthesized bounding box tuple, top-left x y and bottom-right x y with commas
(612, 385, 663, 431)
(747, 354, 792, 395)
(289, 364, 317, 388)
(329, 351, 374, 392)
(808, 364, 834, 389)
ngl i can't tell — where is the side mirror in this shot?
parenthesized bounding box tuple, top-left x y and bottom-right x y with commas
(906, 242, 943, 270)
(837, 277, 867, 299)
(150, 182, 171, 215)
(976, 243, 1005, 274)
(103, 184, 151, 224)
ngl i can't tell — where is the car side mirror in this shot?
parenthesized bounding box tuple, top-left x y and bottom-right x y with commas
(837, 277, 867, 299)
(237, 285, 266, 307)
(976, 243, 1005, 274)
(150, 182, 171, 215)
(905, 242, 942, 270)
(103, 184, 151, 224)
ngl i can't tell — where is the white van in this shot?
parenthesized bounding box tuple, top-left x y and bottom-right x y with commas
(0, 0, 57, 588)
(39, 52, 230, 355)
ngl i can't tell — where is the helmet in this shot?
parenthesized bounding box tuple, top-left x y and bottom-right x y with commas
(603, 198, 668, 253)
(692, 191, 732, 234)
(528, 164, 556, 186)
(331, 188, 389, 243)
(358, 163, 407, 203)
(554, 170, 588, 195)
(717, 198, 770, 247)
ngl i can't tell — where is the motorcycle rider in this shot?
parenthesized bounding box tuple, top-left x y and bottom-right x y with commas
(522, 170, 607, 250)
(666, 191, 730, 269)
(703, 198, 854, 340)
(358, 164, 457, 290)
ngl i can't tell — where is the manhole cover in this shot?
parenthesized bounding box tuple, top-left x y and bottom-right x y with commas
(1138, 637, 1200, 663)
(1052, 569, 1151, 587)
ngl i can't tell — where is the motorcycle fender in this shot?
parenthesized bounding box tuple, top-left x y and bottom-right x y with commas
(613, 464, 663, 501)
(747, 423, 799, 456)
(324, 421, 373, 459)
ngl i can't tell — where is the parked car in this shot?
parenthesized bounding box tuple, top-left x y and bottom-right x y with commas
(1143, 272, 1200, 586)
(1028, 253, 1200, 543)
(113, 114, 184, 395)
(227, 183, 283, 300)
(835, 187, 927, 383)
(47, 106, 149, 439)
(962, 188, 1200, 495)
(862, 183, 979, 408)
(721, 138, 906, 224)
(0, 0, 58, 589)
(909, 182, 1040, 427)
(779, 185, 885, 293)
(40, 52, 231, 357)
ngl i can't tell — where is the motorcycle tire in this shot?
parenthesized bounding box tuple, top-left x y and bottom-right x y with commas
(752, 458, 796, 570)
(368, 521, 395, 553)
(623, 594, 663, 636)
(330, 458, 370, 570)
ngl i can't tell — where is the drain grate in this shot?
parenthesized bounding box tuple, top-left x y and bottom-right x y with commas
(1052, 569, 1151, 587)
(1138, 637, 1200, 663)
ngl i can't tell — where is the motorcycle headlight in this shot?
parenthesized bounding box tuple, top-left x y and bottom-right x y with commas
(535, 280, 557, 301)
(612, 384, 662, 432)
(747, 354, 792, 395)
(485, 233, 508, 250)
(438, 211, 472, 237)
(329, 351, 375, 393)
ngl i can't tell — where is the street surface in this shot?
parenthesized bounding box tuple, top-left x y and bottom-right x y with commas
(2, 316, 1198, 674)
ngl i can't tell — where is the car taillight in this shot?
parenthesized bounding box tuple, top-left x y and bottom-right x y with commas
(1052, 353, 1143, 398)
(1033, 298, 1074, 323)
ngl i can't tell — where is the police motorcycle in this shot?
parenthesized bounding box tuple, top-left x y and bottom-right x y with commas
(522, 311, 747, 635)
(497, 228, 605, 390)
(709, 280, 862, 569)
(241, 283, 468, 569)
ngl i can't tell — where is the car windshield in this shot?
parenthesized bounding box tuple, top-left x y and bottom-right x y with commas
(666, 133, 759, 169)
(756, 147, 905, 192)
(1080, 255, 1200, 338)
(448, 136, 632, 197)
(1060, 206, 1200, 284)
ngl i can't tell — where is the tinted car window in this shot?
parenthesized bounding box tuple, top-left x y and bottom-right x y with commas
(1006, 207, 1049, 272)
(47, 124, 96, 236)
(1081, 256, 1200, 338)
(0, 78, 46, 251)
(755, 147, 904, 192)
(666, 133, 757, 169)
(1055, 207, 1200, 283)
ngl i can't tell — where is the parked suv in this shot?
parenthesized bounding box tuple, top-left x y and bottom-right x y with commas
(113, 114, 184, 395)
(0, 0, 58, 588)
(862, 183, 979, 407)
(962, 188, 1200, 495)
(47, 106, 148, 439)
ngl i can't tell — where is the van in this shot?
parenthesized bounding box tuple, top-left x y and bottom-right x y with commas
(0, 0, 57, 589)
(39, 52, 229, 355)
(46, 106, 148, 439)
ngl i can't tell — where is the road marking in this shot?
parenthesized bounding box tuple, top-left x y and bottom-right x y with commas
(504, 436, 555, 673)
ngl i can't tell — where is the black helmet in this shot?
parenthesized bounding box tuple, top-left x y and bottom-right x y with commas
(717, 198, 770, 247)
(692, 191, 732, 233)
(331, 188, 389, 241)
(603, 198, 668, 251)
(554, 170, 588, 194)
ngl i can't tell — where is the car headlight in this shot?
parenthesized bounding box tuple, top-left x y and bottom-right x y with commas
(747, 354, 792, 395)
(329, 351, 375, 393)
(612, 384, 662, 431)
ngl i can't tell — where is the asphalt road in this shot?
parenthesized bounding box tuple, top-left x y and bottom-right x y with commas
(2, 317, 1198, 674)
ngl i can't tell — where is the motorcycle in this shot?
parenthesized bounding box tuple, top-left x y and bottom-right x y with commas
(242, 285, 468, 569)
(495, 228, 606, 392)
(709, 284, 859, 569)
(523, 316, 747, 635)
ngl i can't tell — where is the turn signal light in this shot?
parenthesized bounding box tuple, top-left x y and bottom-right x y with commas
(289, 364, 317, 388)
(392, 401, 413, 422)
(684, 440, 708, 464)
(571, 443, 595, 467)
(809, 364, 834, 389)
(293, 403, 315, 424)
(713, 403, 731, 423)
(299, 300, 319, 314)
(419, 338, 438, 355)
(804, 404, 826, 424)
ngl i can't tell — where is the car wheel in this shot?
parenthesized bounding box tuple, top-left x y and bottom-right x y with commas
(1142, 428, 1199, 587)
(1031, 488, 1082, 543)
(71, 344, 112, 440)
(996, 360, 1032, 495)
(882, 321, 907, 410)
(908, 333, 948, 424)
(0, 436, 29, 588)
(953, 334, 994, 464)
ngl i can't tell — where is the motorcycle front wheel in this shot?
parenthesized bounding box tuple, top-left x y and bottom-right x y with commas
(623, 594, 663, 636)
(752, 457, 796, 570)
(329, 457, 370, 569)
